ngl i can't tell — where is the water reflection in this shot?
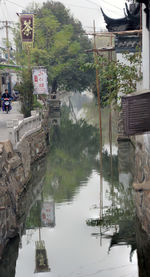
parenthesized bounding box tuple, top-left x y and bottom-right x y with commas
(41, 200, 55, 227)
(0, 157, 47, 277)
(1, 96, 149, 277)
(87, 140, 136, 263)
(43, 105, 100, 204)
(35, 230, 50, 273)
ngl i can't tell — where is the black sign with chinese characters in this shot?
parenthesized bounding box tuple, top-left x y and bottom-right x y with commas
(20, 14, 34, 43)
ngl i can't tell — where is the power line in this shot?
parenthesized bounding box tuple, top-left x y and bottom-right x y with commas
(0, 0, 8, 20)
(0, 1, 4, 19)
(83, 0, 100, 7)
(64, 3, 99, 10)
(4, 0, 13, 21)
(5, 0, 25, 9)
(84, 0, 122, 11)
(83, 0, 123, 16)
(4, 0, 123, 18)
(0, 20, 14, 62)
(62, 0, 121, 17)
(98, 0, 123, 11)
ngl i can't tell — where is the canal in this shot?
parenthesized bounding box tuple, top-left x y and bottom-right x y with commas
(0, 92, 145, 277)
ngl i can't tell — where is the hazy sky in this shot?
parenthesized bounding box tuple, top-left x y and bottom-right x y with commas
(0, 0, 127, 44)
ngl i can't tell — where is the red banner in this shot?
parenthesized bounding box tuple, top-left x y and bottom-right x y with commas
(20, 14, 34, 43)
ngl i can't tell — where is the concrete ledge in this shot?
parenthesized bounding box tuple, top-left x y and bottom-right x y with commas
(7, 111, 41, 148)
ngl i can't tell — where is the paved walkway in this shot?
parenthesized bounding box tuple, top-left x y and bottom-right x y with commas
(0, 101, 23, 142)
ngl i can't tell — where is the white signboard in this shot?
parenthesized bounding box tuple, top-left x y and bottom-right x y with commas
(32, 68, 48, 95)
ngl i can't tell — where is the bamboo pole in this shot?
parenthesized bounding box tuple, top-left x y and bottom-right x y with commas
(86, 29, 142, 36)
(109, 34, 113, 179)
(85, 48, 115, 53)
(93, 21, 103, 223)
(39, 227, 41, 241)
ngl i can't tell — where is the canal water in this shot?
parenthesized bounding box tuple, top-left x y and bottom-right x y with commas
(0, 93, 139, 276)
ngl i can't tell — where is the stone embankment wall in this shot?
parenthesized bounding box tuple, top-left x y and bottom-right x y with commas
(0, 111, 50, 258)
(132, 134, 150, 235)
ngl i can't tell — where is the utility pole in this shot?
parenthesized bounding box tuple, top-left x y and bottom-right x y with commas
(0, 20, 13, 64)
(0, 20, 14, 94)
(6, 20, 10, 63)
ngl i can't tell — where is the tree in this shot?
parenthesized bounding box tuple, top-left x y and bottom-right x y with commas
(85, 50, 142, 107)
(16, 69, 34, 117)
(14, 1, 95, 93)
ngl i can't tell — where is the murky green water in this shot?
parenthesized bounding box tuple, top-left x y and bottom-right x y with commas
(0, 93, 140, 277)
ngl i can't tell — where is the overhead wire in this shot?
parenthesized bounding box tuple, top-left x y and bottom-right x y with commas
(82, 0, 123, 16)
(0, 0, 4, 19)
(63, 3, 100, 10)
(0, 0, 8, 20)
(5, 0, 25, 10)
(0, 1, 8, 51)
(5, 0, 123, 17)
(84, 0, 122, 10)
(50, 0, 123, 16)
(1, 0, 124, 35)
(68, 3, 121, 16)
(98, 0, 123, 11)
(4, 0, 13, 21)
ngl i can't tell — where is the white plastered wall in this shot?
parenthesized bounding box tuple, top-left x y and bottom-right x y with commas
(142, 6, 150, 90)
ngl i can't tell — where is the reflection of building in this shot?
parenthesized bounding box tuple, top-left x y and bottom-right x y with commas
(109, 220, 136, 260)
(48, 97, 61, 126)
(41, 200, 55, 228)
(118, 140, 135, 188)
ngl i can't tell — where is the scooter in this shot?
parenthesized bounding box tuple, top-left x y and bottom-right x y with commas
(3, 98, 11, 114)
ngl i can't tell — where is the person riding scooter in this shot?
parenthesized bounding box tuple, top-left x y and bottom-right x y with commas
(2, 89, 12, 113)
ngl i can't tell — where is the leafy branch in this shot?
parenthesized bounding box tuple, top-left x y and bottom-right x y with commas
(84, 51, 142, 107)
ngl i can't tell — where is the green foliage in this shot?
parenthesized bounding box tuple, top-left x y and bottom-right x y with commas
(84, 51, 142, 106)
(17, 69, 34, 117)
(14, 1, 95, 93)
(33, 95, 43, 109)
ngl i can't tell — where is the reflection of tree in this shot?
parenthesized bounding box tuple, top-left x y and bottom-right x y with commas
(44, 105, 100, 202)
(96, 150, 118, 185)
(26, 200, 42, 229)
(82, 102, 118, 146)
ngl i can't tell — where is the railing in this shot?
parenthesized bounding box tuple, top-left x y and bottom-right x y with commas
(7, 110, 42, 149)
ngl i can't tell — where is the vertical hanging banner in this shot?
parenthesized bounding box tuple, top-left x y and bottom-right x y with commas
(20, 14, 34, 46)
(32, 68, 49, 95)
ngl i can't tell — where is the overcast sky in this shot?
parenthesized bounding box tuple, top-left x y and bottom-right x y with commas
(0, 0, 127, 45)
